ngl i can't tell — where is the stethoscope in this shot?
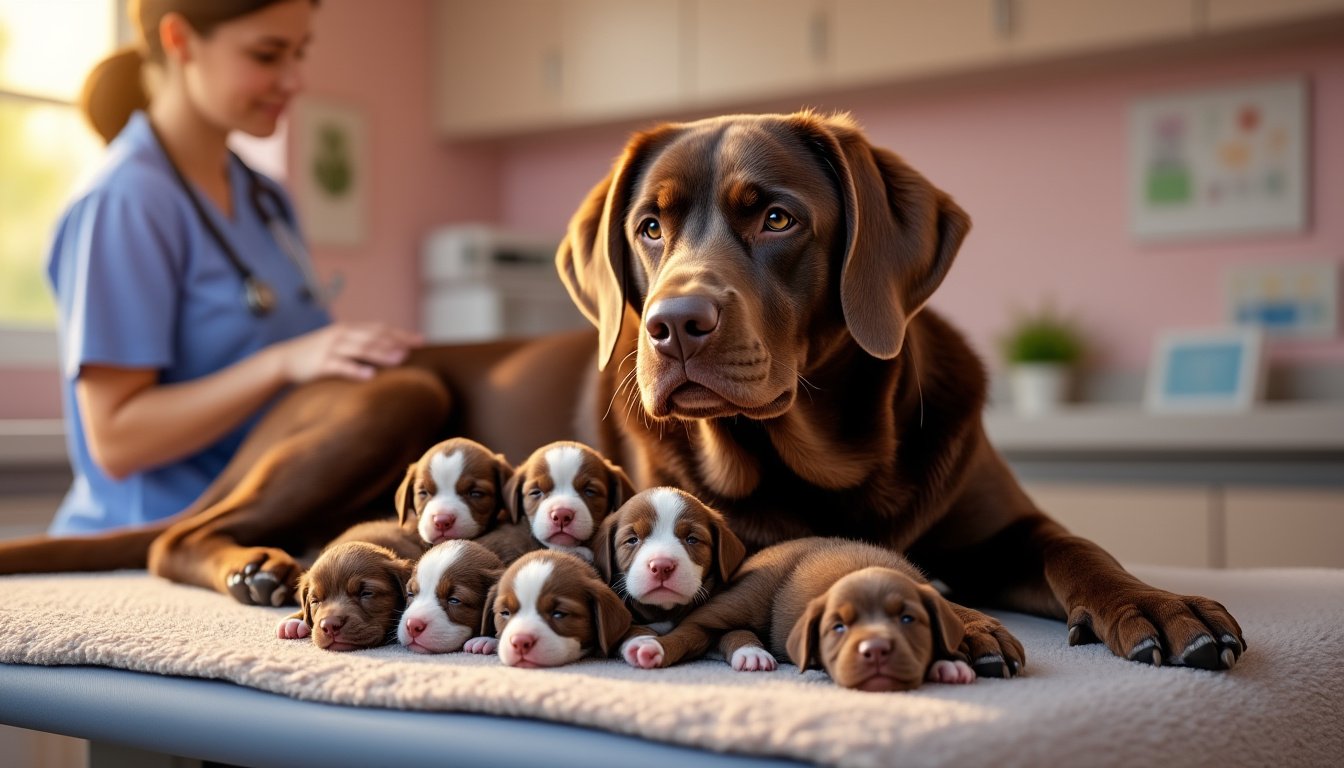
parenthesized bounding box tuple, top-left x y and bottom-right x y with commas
(147, 120, 334, 317)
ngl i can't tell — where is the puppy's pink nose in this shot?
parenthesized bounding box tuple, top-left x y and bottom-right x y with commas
(405, 618, 426, 638)
(647, 557, 677, 579)
(433, 513, 457, 532)
(859, 637, 892, 663)
(549, 507, 575, 527)
(510, 633, 537, 654)
(319, 616, 345, 637)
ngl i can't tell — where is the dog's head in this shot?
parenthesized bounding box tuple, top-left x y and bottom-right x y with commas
(557, 110, 970, 422)
(483, 550, 632, 668)
(504, 440, 636, 556)
(397, 539, 504, 654)
(395, 437, 514, 545)
(784, 566, 964, 692)
(297, 541, 413, 652)
(593, 487, 746, 612)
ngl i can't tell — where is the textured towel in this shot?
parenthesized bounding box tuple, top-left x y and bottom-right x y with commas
(1, 566, 1341, 767)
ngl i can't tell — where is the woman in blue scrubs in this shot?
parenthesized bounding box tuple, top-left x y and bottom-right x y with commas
(47, 0, 419, 534)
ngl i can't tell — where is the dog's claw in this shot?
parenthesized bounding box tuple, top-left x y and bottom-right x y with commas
(1221, 648, 1237, 669)
(1176, 634, 1219, 669)
(971, 654, 1008, 679)
(1128, 638, 1161, 666)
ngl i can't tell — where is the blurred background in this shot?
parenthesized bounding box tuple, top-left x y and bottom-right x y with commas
(1, 2, 1342, 558)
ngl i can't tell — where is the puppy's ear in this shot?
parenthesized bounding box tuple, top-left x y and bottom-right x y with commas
(711, 513, 747, 583)
(479, 583, 500, 637)
(297, 573, 314, 626)
(604, 459, 637, 515)
(590, 583, 633, 657)
(785, 593, 828, 672)
(591, 515, 620, 583)
(394, 463, 419, 527)
(386, 558, 414, 608)
(789, 112, 970, 360)
(502, 462, 527, 525)
(493, 454, 516, 525)
(557, 124, 679, 370)
(917, 583, 966, 660)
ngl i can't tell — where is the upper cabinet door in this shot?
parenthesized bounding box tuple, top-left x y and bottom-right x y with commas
(562, 0, 687, 122)
(833, 0, 1003, 85)
(1205, 0, 1344, 31)
(692, 0, 830, 106)
(433, 0, 564, 136)
(1006, 0, 1197, 58)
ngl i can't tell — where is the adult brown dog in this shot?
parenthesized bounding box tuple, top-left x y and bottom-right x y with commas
(0, 111, 1243, 673)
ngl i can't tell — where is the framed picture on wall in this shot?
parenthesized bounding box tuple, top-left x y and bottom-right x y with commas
(1130, 77, 1308, 241)
(292, 98, 368, 247)
(1144, 327, 1266, 412)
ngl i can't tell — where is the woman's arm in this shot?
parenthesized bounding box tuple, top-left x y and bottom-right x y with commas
(76, 322, 421, 480)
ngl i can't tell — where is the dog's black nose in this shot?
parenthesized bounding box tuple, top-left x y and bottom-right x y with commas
(645, 296, 720, 362)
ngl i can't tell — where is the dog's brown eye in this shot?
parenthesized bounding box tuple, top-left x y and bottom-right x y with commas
(639, 218, 662, 240)
(763, 208, 794, 232)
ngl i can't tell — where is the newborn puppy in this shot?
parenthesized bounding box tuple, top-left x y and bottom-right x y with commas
(593, 488, 751, 661)
(472, 550, 631, 668)
(276, 541, 413, 651)
(504, 441, 635, 561)
(397, 539, 504, 653)
(624, 538, 1003, 691)
(396, 437, 514, 545)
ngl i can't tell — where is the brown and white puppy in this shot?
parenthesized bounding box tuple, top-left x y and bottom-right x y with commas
(397, 539, 503, 654)
(396, 437, 514, 546)
(593, 487, 749, 656)
(623, 538, 995, 691)
(504, 441, 635, 561)
(472, 550, 631, 667)
(276, 541, 413, 651)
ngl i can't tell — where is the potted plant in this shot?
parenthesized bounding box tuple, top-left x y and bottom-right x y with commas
(1000, 303, 1086, 415)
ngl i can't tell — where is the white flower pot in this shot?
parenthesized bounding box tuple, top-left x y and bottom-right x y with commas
(1010, 363, 1071, 416)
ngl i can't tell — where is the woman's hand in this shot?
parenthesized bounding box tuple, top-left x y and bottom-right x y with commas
(274, 323, 423, 384)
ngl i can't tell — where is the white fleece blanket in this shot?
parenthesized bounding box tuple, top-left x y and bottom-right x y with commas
(1, 566, 1341, 767)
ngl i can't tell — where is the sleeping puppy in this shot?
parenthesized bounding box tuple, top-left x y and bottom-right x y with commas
(622, 538, 992, 691)
(504, 441, 635, 561)
(276, 540, 413, 651)
(397, 539, 504, 653)
(470, 550, 631, 667)
(592, 488, 750, 660)
(396, 437, 514, 546)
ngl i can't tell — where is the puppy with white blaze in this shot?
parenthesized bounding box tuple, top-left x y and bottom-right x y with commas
(475, 550, 630, 667)
(395, 437, 514, 546)
(397, 539, 503, 654)
(504, 441, 635, 562)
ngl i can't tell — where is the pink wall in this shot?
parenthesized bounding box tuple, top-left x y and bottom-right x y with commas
(495, 37, 1344, 372)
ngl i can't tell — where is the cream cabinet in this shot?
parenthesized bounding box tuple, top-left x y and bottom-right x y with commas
(1004, 0, 1196, 59)
(831, 0, 1003, 84)
(561, 0, 687, 121)
(1224, 487, 1344, 568)
(1204, 0, 1344, 31)
(691, 0, 830, 106)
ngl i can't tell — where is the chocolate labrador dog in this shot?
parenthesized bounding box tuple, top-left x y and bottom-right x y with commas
(0, 111, 1244, 673)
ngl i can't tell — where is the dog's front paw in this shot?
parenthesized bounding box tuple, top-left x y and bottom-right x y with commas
(223, 547, 302, 606)
(959, 610, 1026, 678)
(276, 617, 310, 640)
(621, 636, 665, 669)
(730, 645, 777, 672)
(927, 659, 976, 684)
(463, 636, 498, 655)
(1067, 587, 1245, 671)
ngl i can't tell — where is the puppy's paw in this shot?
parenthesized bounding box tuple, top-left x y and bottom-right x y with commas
(275, 617, 310, 640)
(621, 636, 665, 669)
(730, 646, 777, 672)
(927, 659, 976, 684)
(463, 636, 498, 655)
(958, 609, 1026, 678)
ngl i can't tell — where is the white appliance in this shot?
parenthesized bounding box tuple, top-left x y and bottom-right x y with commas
(420, 225, 590, 342)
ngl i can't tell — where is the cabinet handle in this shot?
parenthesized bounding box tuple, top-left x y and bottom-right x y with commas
(994, 0, 1015, 38)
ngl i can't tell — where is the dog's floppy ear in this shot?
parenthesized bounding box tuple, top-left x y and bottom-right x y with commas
(591, 514, 620, 583)
(386, 557, 414, 609)
(604, 459, 637, 515)
(502, 461, 527, 525)
(785, 593, 829, 672)
(590, 583, 633, 657)
(792, 112, 971, 359)
(711, 511, 747, 583)
(394, 463, 419, 526)
(918, 583, 967, 661)
(479, 583, 500, 636)
(557, 125, 678, 370)
(492, 453, 516, 525)
(297, 573, 314, 626)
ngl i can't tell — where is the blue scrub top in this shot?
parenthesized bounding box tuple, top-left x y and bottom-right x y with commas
(46, 111, 331, 535)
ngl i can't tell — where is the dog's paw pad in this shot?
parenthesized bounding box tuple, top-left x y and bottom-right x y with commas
(927, 659, 977, 684)
(730, 646, 777, 672)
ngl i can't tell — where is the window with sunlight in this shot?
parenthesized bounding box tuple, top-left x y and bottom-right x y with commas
(0, 1, 120, 335)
